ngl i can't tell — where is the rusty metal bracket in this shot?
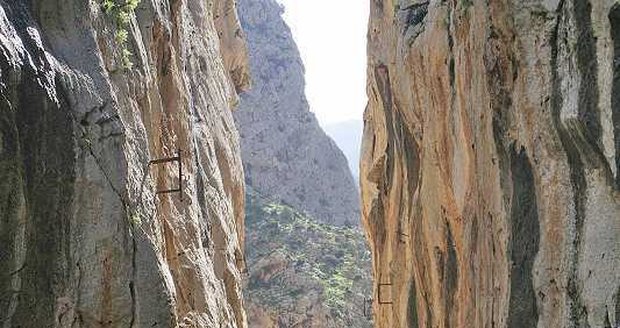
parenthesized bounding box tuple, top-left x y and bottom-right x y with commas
(378, 283, 393, 305)
(149, 149, 183, 202)
(363, 297, 373, 319)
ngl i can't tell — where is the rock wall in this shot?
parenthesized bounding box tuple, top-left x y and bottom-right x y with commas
(234, 0, 360, 227)
(0, 0, 250, 327)
(361, 0, 620, 327)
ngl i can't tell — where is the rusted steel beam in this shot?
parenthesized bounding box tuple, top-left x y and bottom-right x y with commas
(149, 155, 181, 165)
(150, 149, 184, 201)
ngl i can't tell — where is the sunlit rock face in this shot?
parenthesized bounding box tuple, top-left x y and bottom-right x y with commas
(234, 0, 360, 227)
(361, 0, 620, 327)
(0, 0, 249, 327)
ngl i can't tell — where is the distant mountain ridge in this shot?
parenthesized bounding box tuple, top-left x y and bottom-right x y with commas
(324, 119, 363, 185)
(235, 0, 360, 227)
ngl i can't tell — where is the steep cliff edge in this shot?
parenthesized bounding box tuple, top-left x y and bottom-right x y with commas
(0, 0, 250, 327)
(362, 0, 620, 327)
(234, 0, 360, 227)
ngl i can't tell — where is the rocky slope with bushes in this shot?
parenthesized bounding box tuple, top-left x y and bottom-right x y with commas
(243, 189, 372, 328)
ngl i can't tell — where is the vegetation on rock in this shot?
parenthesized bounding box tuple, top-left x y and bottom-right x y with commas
(101, 0, 141, 69)
(244, 189, 372, 327)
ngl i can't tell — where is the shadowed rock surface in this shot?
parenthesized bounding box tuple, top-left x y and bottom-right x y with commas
(234, 0, 360, 227)
(361, 0, 620, 327)
(0, 0, 250, 326)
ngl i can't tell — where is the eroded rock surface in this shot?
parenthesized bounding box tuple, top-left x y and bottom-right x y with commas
(0, 0, 249, 327)
(234, 0, 360, 227)
(361, 0, 620, 327)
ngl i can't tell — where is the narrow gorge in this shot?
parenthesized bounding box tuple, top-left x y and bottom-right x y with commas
(2, 0, 620, 327)
(235, 0, 371, 326)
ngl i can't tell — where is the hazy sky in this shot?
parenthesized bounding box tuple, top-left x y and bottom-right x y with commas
(276, 0, 369, 126)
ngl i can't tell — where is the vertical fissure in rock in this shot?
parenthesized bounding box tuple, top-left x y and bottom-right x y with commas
(446, 4, 458, 210)
(129, 234, 137, 328)
(609, 3, 620, 189)
(375, 64, 396, 194)
(549, 4, 589, 325)
(407, 279, 419, 328)
(447, 3, 456, 107)
(604, 311, 612, 328)
(506, 146, 540, 328)
(574, 0, 601, 146)
(444, 223, 458, 322)
(402, 118, 420, 200)
(615, 286, 620, 327)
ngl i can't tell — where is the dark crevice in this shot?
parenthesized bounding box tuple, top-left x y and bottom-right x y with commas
(407, 280, 419, 328)
(604, 311, 612, 328)
(609, 3, 620, 189)
(444, 223, 458, 322)
(375, 63, 420, 210)
(446, 2, 458, 155)
(550, 3, 590, 326)
(129, 235, 137, 328)
(574, 0, 601, 145)
(615, 286, 620, 327)
(507, 146, 540, 328)
(374, 64, 401, 199)
(447, 4, 456, 102)
(397, 1, 429, 45)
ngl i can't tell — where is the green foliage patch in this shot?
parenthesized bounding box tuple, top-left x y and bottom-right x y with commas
(244, 189, 372, 325)
(101, 0, 141, 70)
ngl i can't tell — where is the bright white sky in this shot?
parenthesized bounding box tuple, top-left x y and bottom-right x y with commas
(276, 0, 369, 126)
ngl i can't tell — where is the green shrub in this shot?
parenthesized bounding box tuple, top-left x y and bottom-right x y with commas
(101, 0, 141, 70)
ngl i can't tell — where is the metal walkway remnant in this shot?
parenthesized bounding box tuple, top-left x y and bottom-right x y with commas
(149, 149, 184, 201)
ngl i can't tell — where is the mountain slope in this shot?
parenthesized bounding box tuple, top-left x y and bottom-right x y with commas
(324, 120, 363, 184)
(234, 0, 360, 227)
(243, 190, 372, 328)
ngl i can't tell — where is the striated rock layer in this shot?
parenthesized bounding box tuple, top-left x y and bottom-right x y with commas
(361, 0, 620, 327)
(0, 0, 250, 327)
(234, 0, 360, 227)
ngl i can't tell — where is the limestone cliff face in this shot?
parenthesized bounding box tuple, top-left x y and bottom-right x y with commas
(361, 0, 620, 327)
(0, 0, 249, 327)
(234, 0, 360, 227)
